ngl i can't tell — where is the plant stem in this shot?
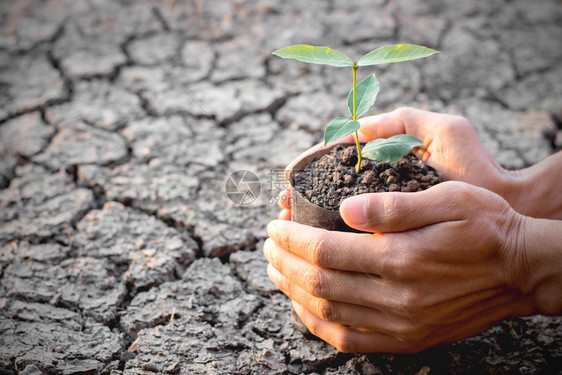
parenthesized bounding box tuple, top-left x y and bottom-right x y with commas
(354, 129, 362, 172)
(352, 64, 362, 173)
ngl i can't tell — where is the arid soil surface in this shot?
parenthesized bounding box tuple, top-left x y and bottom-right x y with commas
(0, 0, 561, 374)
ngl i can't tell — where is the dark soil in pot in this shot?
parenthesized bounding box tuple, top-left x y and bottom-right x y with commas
(288, 143, 441, 232)
(294, 144, 441, 211)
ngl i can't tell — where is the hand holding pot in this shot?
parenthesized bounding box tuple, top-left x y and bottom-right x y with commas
(278, 107, 502, 220)
(358, 107, 506, 190)
(264, 181, 562, 352)
(280, 107, 562, 219)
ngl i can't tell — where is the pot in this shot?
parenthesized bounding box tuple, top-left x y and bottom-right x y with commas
(289, 143, 362, 232)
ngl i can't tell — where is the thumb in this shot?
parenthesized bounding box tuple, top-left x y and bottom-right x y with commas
(339, 182, 467, 233)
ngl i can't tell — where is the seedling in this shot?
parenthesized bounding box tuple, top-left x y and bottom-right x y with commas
(273, 44, 439, 172)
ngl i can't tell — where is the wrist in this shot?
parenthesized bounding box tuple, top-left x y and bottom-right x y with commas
(497, 152, 562, 219)
(494, 167, 543, 218)
(497, 169, 529, 216)
(513, 216, 562, 316)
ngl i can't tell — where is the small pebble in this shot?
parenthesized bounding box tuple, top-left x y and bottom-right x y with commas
(361, 170, 376, 185)
(407, 180, 420, 191)
(342, 147, 357, 164)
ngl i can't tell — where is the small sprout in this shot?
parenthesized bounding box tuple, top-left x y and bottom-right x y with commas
(272, 44, 439, 172)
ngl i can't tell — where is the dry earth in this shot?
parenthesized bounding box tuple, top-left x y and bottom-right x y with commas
(0, 0, 561, 374)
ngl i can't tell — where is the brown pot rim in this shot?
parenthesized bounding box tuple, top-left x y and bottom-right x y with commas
(287, 143, 360, 232)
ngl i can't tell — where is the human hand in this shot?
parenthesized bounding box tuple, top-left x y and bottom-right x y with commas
(264, 181, 535, 353)
(357, 107, 509, 187)
(278, 107, 513, 218)
(359, 108, 562, 219)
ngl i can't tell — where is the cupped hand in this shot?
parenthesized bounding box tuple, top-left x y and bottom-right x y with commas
(277, 107, 513, 218)
(264, 181, 535, 353)
(358, 107, 508, 190)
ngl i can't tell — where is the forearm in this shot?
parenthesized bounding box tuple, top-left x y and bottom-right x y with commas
(501, 151, 562, 220)
(517, 216, 562, 316)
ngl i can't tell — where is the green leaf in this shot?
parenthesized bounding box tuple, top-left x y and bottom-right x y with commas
(358, 44, 439, 67)
(361, 134, 424, 162)
(272, 45, 353, 67)
(347, 73, 380, 118)
(323, 118, 361, 146)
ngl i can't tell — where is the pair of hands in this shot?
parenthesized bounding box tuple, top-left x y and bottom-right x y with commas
(264, 107, 560, 353)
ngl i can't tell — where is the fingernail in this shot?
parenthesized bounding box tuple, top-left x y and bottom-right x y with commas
(263, 238, 273, 259)
(340, 196, 368, 226)
(266, 221, 277, 239)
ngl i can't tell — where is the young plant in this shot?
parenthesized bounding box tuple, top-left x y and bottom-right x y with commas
(272, 44, 439, 172)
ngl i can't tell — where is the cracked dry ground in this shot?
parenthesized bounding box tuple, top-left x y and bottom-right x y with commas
(0, 0, 561, 374)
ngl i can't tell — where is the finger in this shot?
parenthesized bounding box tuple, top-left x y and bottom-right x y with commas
(266, 216, 467, 279)
(292, 301, 416, 353)
(264, 239, 389, 308)
(267, 264, 410, 335)
(267, 219, 384, 273)
(267, 209, 472, 276)
(340, 181, 470, 233)
(278, 209, 291, 221)
(359, 107, 447, 142)
(277, 189, 291, 209)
